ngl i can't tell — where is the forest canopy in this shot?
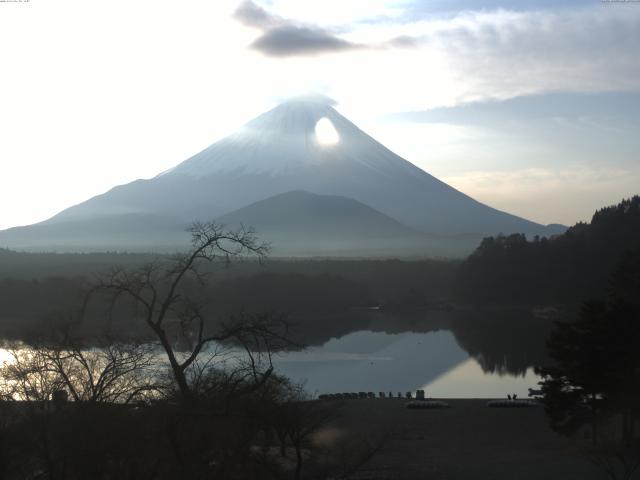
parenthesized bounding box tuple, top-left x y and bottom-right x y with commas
(456, 196, 640, 304)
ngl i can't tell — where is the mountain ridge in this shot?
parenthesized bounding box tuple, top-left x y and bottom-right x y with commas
(220, 189, 415, 233)
(0, 98, 564, 255)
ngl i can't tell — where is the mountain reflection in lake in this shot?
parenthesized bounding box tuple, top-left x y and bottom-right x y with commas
(0, 307, 557, 399)
(273, 330, 540, 398)
(273, 307, 556, 398)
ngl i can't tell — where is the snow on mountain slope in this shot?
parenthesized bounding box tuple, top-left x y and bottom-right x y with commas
(151, 95, 548, 236)
(162, 95, 422, 179)
(0, 95, 564, 254)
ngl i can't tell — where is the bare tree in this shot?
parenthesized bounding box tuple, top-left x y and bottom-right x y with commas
(288, 399, 338, 480)
(268, 387, 385, 480)
(86, 222, 292, 402)
(1, 339, 162, 405)
(0, 337, 165, 480)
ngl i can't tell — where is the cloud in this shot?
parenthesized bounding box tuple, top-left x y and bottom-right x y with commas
(382, 7, 640, 101)
(233, 0, 282, 28)
(233, 0, 362, 57)
(279, 93, 338, 106)
(233, 2, 639, 96)
(232, 2, 640, 110)
(399, 0, 591, 18)
(387, 35, 420, 48)
(442, 165, 640, 225)
(251, 25, 360, 57)
(387, 92, 640, 126)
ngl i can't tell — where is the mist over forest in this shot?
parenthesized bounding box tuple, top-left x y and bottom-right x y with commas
(0, 197, 637, 381)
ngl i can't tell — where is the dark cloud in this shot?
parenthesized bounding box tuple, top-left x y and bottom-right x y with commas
(233, 0, 282, 28)
(250, 25, 360, 57)
(233, 0, 361, 57)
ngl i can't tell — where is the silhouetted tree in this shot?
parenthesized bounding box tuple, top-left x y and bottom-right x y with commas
(267, 382, 339, 480)
(87, 222, 294, 402)
(0, 335, 166, 480)
(457, 196, 640, 304)
(1, 340, 162, 404)
(0, 223, 398, 479)
(537, 250, 640, 479)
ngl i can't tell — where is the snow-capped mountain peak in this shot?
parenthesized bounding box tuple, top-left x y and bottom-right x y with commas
(0, 96, 562, 254)
(160, 97, 420, 178)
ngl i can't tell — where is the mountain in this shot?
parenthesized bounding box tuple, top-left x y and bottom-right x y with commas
(0, 214, 188, 251)
(218, 190, 415, 237)
(216, 190, 425, 255)
(0, 95, 562, 255)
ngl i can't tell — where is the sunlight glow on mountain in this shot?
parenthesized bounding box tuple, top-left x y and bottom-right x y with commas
(315, 117, 340, 146)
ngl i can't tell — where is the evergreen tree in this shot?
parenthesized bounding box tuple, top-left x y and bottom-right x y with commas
(537, 251, 640, 479)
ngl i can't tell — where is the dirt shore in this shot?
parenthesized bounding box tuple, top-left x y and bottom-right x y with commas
(321, 398, 603, 480)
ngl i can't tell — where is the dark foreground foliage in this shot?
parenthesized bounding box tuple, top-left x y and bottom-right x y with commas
(0, 222, 383, 480)
(0, 254, 457, 343)
(537, 250, 640, 479)
(0, 367, 377, 480)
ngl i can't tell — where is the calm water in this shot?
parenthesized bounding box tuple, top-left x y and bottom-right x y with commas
(273, 329, 541, 399)
(0, 308, 553, 399)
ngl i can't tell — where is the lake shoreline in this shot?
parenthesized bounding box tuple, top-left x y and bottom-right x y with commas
(320, 398, 598, 479)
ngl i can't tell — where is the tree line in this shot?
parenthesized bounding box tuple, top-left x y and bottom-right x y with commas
(456, 196, 640, 304)
(537, 249, 640, 480)
(0, 223, 382, 480)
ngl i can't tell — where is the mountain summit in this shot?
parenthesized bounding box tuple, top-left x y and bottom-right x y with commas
(163, 97, 364, 176)
(0, 98, 563, 255)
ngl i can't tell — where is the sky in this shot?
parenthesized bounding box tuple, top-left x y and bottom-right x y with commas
(1, 0, 639, 229)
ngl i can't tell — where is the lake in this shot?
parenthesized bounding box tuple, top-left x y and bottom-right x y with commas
(0, 307, 555, 399)
(274, 329, 541, 399)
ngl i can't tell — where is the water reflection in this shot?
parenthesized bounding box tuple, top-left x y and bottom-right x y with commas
(274, 306, 555, 398)
(274, 330, 468, 395)
(423, 360, 540, 398)
(0, 307, 557, 399)
(450, 307, 555, 376)
(274, 329, 542, 398)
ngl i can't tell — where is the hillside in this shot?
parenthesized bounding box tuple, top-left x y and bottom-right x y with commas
(218, 190, 415, 237)
(455, 196, 640, 303)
